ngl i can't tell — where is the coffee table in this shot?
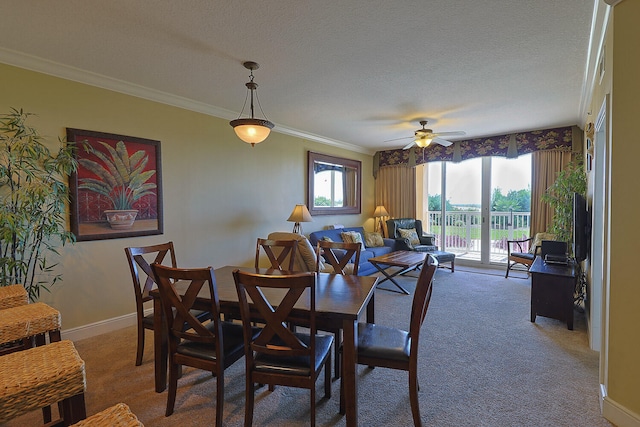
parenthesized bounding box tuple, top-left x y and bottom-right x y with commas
(369, 250, 428, 294)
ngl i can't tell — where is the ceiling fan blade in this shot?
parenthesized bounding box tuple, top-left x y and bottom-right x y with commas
(433, 137, 453, 147)
(433, 131, 466, 137)
(402, 141, 416, 150)
(384, 135, 414, 143)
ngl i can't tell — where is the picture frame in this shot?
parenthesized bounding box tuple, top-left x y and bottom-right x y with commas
(586, 137, 593, 172)
(67, 128, 163, 241)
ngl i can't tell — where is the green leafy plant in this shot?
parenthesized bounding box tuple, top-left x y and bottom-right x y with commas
(0, 108, 78, 300)
(78, 140, 156, 210)
(541, 157, 587, 246)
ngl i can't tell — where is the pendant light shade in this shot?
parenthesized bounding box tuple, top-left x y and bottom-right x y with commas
(230, 118, 274, 144)
(230, 61, 274, 146)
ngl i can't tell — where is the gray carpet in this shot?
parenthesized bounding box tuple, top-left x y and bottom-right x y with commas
(4, 267, 611, 426)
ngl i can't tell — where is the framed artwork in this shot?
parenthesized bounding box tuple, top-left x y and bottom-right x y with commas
(586, 137, 593, 172)
(67, 128, 163, 241)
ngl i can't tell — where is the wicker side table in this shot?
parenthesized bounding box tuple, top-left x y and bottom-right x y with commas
(0, 339, 87, 424)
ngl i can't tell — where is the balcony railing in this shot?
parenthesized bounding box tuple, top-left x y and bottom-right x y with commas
(425, 210, 531, 261)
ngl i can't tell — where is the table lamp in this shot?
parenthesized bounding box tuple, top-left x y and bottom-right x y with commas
(287, 204, 313, 234)
(373, 205, 389, 236)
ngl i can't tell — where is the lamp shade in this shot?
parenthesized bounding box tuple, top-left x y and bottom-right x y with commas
(415, 136, 433, 147)
(287, 204, 313, 223)
(287, 204, 313, 234)
(373, 205, 389, 217)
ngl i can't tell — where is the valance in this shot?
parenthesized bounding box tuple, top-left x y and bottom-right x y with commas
(376, 126, 578, 168)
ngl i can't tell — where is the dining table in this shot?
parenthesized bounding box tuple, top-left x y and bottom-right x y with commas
(150, 265, 378, 427)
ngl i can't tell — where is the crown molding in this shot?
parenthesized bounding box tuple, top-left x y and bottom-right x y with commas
(0, 47, 373, 156)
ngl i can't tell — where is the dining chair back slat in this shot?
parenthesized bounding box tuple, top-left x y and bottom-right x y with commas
(255, 238, 298, 271)
(315, 240, 361, 275)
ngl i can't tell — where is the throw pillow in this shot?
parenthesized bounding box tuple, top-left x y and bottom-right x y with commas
(398, 228, 420, 248)
(341, 231, 365, 249)
(364, 231, 384, 248)
(322, 236, 334, 242)
(529, 232, 556, 254)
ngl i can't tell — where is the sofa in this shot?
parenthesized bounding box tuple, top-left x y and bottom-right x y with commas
(307, 227, 397, 276)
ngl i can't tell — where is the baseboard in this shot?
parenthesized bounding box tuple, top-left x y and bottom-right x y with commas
(601, 383, 640, 427)
(60, 308, 152, 342)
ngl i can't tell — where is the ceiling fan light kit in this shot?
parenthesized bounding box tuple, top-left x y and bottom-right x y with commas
(229, 61, 274, 146)
(394, 120, 465, 150)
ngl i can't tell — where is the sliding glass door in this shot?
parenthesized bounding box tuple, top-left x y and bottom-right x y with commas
(420, 154, 531, 266)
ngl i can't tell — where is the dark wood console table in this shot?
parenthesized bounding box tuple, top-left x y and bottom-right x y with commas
(529, 256, 577, 330)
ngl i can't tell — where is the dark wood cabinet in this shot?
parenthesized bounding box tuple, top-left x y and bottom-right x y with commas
(529, 256, 577, 330)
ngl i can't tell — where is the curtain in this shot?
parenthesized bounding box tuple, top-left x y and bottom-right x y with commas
(375, 165, 416, 236)
(530, 150, 572, 236)
(343, 167, 357, 207)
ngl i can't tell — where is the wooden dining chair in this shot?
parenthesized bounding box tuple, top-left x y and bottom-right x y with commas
(255, 238, 298, 271)
(315, 240, 361, 379)
(124, 242, 210, 366)
(232, 270, 333, 427)
(151, 264, 256, 426)
(315, 240, 361, 275)
(339, 254, 438, 427)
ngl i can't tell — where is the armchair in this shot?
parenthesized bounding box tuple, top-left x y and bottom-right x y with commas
(386, 218, 438, 252)
(505, 232, 555, 278)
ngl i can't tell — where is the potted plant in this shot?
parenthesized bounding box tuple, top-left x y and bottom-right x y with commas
(77, 140, 156, 229)
(541, 157, 587, 248)
(0, 108, 78, 300)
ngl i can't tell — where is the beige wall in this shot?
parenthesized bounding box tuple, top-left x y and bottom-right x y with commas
(0, 63, 376, 329)
(588, 0, 640, 423)
(607, 0, 640, 418)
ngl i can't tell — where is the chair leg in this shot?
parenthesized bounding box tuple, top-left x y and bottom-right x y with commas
(325, 354, 332, 398)
(245, 378, 255, 427)
(61, 392, 87, 424)
(135, 321, 145, 366)
(505, 262, 511, 278)
(166, 362, 179, 416)
(334, 331, 341, 380)
(310, 383, 316, 427)
(339, 375, 345, 415)
(409, 369, 422, 427)
(216, 370, 224, 427)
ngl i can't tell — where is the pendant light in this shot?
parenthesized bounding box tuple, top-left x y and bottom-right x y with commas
(229, 61, 274, 146)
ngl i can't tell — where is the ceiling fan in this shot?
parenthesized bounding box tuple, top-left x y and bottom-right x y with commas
(385, 120, 465, 149)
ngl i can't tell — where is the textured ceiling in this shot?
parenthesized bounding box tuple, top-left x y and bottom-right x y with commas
(0, 1, 596, 153)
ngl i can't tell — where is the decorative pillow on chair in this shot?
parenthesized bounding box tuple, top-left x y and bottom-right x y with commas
(398, 228, 420, 248)
(529, 232, 556, 254)
(364, 231, 384, 248)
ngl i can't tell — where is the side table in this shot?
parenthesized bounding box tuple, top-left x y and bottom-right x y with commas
(529, 256, 577, 330)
